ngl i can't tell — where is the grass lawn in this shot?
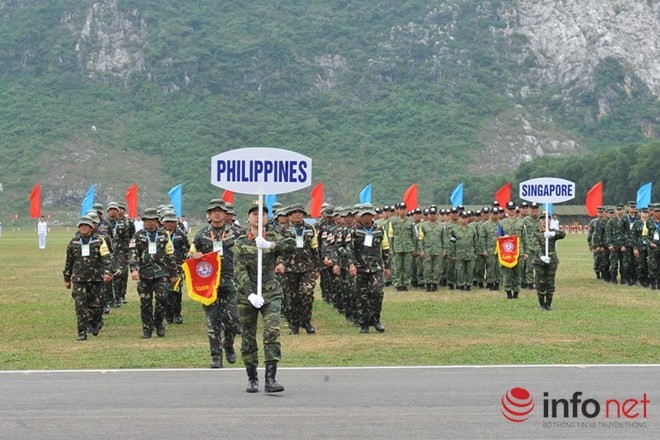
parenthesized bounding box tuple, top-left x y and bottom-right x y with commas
(0, 229, 658, 370)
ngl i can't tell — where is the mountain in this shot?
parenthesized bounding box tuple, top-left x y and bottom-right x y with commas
(1, 0, 659, 221)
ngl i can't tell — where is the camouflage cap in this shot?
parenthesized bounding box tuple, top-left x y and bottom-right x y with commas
(333, 206, 343, 216)
(248, 201, 269, 215)
(224, 203, 235, 215)
(117, 202, 127, 210)
(207, 198, 228, 212)
(92, 203, 104, 213)
(142, 208, 160, 220)
(323, 204, 335, 216)
(77, 216, 95, 228)
(607, 207, 615, 213)
(287, 203, 308, 216)
(107, 202, 119, 211)
(271, 202, 282, 210)
(85, 210, 100, 223)
(358, 203, 377, 216)
(161, 210, 178, 222)
(628, 200, 637, 207)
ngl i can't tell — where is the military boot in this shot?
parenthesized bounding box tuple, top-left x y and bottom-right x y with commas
(264, 364, 284, 393)
(155, 322, 166, 337)
(493, 283, 500, 291)
(210, 355, 223, 369)
(225, 346, 237, 364)
(77, 331, 87, 341)
(425, 284, 432, 292)
(545, 295, 553, 311)
(512, 291, 519, 299)
(246, 366, 259, 393)
(651, 281, 657, 290)
(506, 291, 513, 299)
(302, 322, 316, 334)
(537, 294, 546, 311)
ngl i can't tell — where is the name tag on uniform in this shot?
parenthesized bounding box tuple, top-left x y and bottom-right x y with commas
(296, 236, 305, 248)
(364, 235, 373, 247)
(655, 231, 659, 241)
(81, 244, 90, 257)
(213, 241, 223, 255)
(148, 241, 157, 255)
(630, 224, 634, 231)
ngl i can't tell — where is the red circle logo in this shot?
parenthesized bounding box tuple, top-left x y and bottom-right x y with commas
(501, 387, 534, 422)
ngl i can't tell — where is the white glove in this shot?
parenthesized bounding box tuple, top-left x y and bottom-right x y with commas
(540, 256, 551, 264)
(248, 293, 264, 309)
(544, 231, 556, 238)
(255, 236, 273, 249)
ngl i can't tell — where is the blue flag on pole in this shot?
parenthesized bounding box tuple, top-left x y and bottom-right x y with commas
(359, 183, 373, 204)
(450, 183, 463, 207)
(637, 182, 652, 209)
(265, 194, 277, 218)
(80, 184, 95, 216)
(545, 203, 553, 216)
(168, 184, 182, 217)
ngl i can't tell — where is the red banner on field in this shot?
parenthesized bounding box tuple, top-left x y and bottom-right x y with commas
(496, 235, 520, 268)
(182, 252, 221, 305)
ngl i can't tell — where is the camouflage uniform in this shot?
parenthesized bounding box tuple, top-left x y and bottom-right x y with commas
(443, 215, 460, 289)
(522, 209, 541, 288)
(95, 213, 116, 315)
(165, 222, 190, 323)
(481, 215, 502, 290)
(418, 214, 444, 291)
(345, 206, 391, 332)
(191, 217, 244, 364)
(63, 219, 113, 339)
(592, 209, 611, 282)
(533, 227, 566, 310)
(388, 206, 416, 290)
(449, 215, 479, 290)
(497, 203, 528, 299)
(605, 207, 627, 284)
(621, 206, 639, 285)
(647, 208, 660, 290)
(279, 207, 321, 334)
(234, 225, 295, 373)
(632, 211, 651, 287)
(109, 208, 134, 306)
(129, 215, 177, 338)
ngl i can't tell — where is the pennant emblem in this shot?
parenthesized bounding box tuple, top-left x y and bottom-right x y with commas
(182, 252, 221, 305)
(496, 236, 520, 268)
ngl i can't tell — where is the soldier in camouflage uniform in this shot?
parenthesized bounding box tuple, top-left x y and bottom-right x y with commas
(190, 199, 244, 368)
(162, 210, 190, 324)
(632, 207, 651, 287)
(63, 216, 114, 340)
(481, 207, 502, 291)
(522, 203, 542, 289)
(129, 208, 178, 339)
(449, 211, 479, 291)
(418, 207, 444, 291)
(533, 218, 565, 310)
(278, 203, 321, 334)
(472, 208, 489, 288)
(647, 204, 660, 290)
(605, 204, 627, 284)
(388, 202, 416, 291)
(411, 208, 424, 287)
(621, 201, 639, 286)
(587, 207, 605, 280)
(592, 207, 612, 282)
(235, 202, 295, 393)
(497, 201, 528, 299)
(345, 204, 391, 333)
(443, 207, 461, 289)
(316, 205, 335, 305)
(108, 202, 132, 307)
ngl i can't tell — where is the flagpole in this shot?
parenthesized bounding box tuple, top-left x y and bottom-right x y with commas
(544, 203, 550, 259)
(257, 192, 264, 298)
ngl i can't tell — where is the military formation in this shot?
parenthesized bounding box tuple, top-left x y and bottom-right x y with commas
(588, 201, 660, 289)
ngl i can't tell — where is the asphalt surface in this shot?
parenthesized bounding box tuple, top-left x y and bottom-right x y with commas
(0, 365, 657, 439)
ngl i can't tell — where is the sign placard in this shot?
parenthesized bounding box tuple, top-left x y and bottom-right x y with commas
(519, 177, 576, 204)
(211, 148, 312, 194)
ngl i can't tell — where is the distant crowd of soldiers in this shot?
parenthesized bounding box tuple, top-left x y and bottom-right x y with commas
(587, 201, 660, 289)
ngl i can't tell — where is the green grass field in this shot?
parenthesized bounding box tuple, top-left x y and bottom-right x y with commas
(0, 229, 658, 370)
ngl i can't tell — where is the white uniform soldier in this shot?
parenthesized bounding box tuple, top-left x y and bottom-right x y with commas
(37, 216, 48, 249)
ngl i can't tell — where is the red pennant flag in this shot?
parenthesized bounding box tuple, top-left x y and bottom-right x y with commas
(310, 182, 324, 218)
(29, 183, 41, 219)
(125, 183, 138, 219)
(182, 252, 221, 305)
(403, 183, 418, 211)
(496, 236, 520, 268)
(495, 182, 511, 208)
(585, 182, 603, 217)
(222, 190, 234, 204)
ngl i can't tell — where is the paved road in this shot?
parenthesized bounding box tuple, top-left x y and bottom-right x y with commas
(0, 365, 657, 439)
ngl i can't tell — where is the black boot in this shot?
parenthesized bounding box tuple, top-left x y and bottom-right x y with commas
(538, 294, 546, 311)
(302, 322, 316, 334)
(493, 283, 500, 291)
(651, 281, 657, 291)
(425, 284, 432, 292)
(432, 283, 438, 292)
(210, 354, 223, 369)
(506, 291, 513, 299)
(225, 346, 237, 364)
(264, 364, 284, 393)
(246, 366, 259, 393)
(545, 295, 553, 311)
(512, 291, 519, 299)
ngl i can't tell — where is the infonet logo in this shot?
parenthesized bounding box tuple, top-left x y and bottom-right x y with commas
(501, 387, 650, 423)
(501, 387, 535, 422)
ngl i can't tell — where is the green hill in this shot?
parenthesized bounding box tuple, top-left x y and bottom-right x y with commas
(0, 0, 658, 222)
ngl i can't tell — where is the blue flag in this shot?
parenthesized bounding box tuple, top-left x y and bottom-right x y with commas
(168, 184, 182, 217)
(80, 184, 95, 216)
(637, 182, 652, 209)
(545, 203, 553, 216)
(450, 183, 464, 207)
(359, 183, 373, 204)
(265, 194, 277, 218)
